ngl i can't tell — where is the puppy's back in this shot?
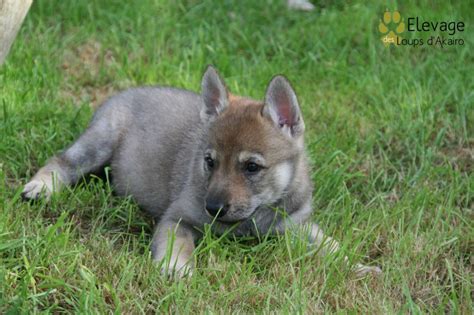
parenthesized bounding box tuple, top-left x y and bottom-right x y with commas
(95, 86, 205, 215)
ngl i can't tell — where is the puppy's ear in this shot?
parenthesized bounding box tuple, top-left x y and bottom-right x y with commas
(200, 65, 229, 121)
(262, 75, 304, 137)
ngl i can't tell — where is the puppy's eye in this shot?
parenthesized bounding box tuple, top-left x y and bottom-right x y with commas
(205, 156, 215, 169)
(245, 162, 261, 174)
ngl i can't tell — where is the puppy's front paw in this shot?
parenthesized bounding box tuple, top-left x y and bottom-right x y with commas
(154, 247, 194, 279)
(354, 263, 382, 277)
(152, 219, 196, 279)
(22, 178, 53, 201)
(160, 261, 193, 279)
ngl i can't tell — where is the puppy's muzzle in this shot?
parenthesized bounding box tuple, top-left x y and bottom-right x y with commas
(205, 198, 229, 218)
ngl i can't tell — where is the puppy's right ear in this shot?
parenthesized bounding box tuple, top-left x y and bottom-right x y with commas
(262, 75, 304, 137)
(200, 65, 229, 121)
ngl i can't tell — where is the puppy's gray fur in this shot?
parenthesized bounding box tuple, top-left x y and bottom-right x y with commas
(23, 66, 381, 277)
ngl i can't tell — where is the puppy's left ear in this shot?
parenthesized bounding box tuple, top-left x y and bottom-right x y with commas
(262, 75, 304, 137)
(200, 65, 229, 121)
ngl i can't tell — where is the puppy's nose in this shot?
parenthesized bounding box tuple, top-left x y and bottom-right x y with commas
(205, 199, 228, 218)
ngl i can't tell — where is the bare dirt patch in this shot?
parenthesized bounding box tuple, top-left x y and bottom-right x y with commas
(60, 40, 118, 108)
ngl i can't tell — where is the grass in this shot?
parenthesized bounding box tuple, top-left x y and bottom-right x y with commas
(0, 0, 472, 313)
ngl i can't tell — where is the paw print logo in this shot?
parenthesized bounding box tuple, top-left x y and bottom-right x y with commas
(378, 10, 405, 46)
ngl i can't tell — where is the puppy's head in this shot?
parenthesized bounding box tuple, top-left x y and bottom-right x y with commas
(200, 66, 305, 223)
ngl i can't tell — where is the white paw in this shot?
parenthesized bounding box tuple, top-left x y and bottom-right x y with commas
(160, 260, 193, 279)
(155, 250, 194, 279)
(22, 174, 55, 200)
(354, 263, 382, 277)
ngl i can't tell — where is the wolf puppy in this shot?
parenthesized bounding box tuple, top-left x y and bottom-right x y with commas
(23, 66, 381, 277)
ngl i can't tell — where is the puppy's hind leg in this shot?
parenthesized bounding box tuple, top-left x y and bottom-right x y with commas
(307, 223, 382, 276)
(273, 210, 381, 276)
(22, 156, 71, 201)
(22, 103, 125, 200)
